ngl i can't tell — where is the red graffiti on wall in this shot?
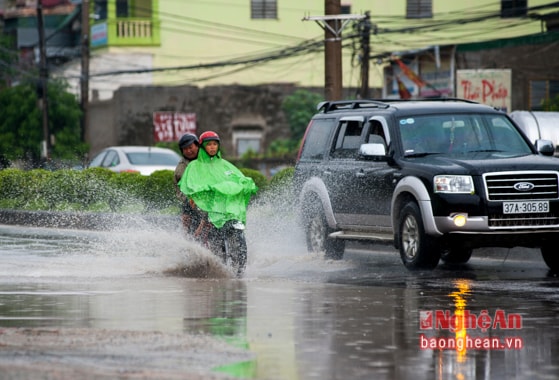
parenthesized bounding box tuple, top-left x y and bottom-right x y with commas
(460, 80, 508, 103)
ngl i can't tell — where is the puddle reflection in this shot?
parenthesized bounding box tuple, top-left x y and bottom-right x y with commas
(0, 226, 558, 379)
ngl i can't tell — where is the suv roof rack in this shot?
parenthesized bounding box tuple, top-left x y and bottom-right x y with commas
(317, 98, 480, 113)
(389, 97, 479, 104)
(317, 100, 391, 113)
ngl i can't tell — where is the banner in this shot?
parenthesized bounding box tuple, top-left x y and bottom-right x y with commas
(456, 70, 511, 112)
(396, 76, 412, 99)
(153, 112, 197, 142)
(394, 59, 426, 87)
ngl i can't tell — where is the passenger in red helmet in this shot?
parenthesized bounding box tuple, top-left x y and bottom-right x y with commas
(198, 131, 220, 158)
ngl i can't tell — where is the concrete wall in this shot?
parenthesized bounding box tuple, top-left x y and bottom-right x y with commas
(86, 83, 303, 158)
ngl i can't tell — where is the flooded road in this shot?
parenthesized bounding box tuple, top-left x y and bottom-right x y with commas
(0, 209, 558, 379)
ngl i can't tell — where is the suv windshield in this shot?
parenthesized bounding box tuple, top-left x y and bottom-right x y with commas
(399, 114, 532, 156)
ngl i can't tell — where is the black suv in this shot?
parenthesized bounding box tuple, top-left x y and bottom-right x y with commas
(294, 99, 559, 271)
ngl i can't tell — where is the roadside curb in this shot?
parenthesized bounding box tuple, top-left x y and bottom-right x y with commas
(0, 209, 180, 231)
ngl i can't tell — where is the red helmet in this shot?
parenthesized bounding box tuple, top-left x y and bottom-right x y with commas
(199, 131, 220, 144)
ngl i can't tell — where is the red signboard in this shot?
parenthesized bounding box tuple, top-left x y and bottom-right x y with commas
(153, 112, 196, 142)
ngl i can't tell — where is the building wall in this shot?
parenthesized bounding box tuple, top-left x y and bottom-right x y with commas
(86, 83, 303, 159)
(149, 0, 551, 90)
(50, 0, 556, 101)
(455, 36, 559, 110)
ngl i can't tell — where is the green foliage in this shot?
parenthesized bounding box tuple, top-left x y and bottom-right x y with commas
(0, 168, 28, 207)
(240, 167, 268, 191)
(269, 166, 294, 190)
(142, 170, 177, 211)
(281, 89, 323, 143)
(108, 171, 144, 212)
(266, 166, 296, 209)
(0, 168, 170, 213)
(266, 139, 299, 158)
(0, 79, 88, 163)
(0, 35, 17, 89)
(542, 95, 559, 111)
(0, 166, 271, 214)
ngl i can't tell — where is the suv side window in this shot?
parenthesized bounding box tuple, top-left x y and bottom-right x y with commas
(366, 120, 387, 148)
(299, 119, 336, 161)
(331, 120, 365, 159)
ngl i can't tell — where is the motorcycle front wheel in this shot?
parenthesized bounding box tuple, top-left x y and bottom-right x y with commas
(223, 223, 248, 277)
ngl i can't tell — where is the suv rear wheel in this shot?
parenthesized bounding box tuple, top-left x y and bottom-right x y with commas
(305, 202, 345, 260)
(398, 201, 440, 269)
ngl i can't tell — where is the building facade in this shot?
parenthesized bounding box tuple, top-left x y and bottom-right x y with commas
(1, 1, 559, 158)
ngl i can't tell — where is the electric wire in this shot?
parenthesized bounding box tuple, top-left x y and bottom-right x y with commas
(2, 1, 559, 83)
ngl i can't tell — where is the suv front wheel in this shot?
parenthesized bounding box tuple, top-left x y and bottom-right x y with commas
(398, 201, 441, 269)
(541, 245, 559, 272)
(440, 247, 473, 264)
(305, 202, 345, 260)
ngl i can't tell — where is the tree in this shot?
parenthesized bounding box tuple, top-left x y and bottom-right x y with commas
(0, 79, 88, 166)
(281, 89, 324, 143)
(542, 95, 559, 111)
(0, 35, 18, 90)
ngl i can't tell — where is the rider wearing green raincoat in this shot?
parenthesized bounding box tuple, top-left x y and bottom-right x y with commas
(178, 131, 258, 229)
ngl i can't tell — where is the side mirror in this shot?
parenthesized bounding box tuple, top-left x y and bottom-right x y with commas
(358, 143, 387, 160)
(535, 139, 555, 156)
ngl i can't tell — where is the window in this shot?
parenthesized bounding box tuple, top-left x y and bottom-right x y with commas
(94, 0, 108, 20)
(126, 152, 179, 166)
(299, 119, 335, 160)
(332, 120, 364, 158)
(529, 80, 559, 110)
(251, 0, 277, 19)
(341, 4, 351, 15)
(232, 129, 263, 156)
(116, 0, 129, 18)
(237, 138, 260, 156)
(501, 0, 527, 18)
(406, 0, 432, 19)
(101, 150, 119, 167)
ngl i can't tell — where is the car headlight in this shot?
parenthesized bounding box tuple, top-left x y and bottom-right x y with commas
(434, 175, 474, 194)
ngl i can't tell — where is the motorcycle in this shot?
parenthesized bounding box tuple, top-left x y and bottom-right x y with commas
(214, 220, 248, 277)
(195, 217, 248, 277)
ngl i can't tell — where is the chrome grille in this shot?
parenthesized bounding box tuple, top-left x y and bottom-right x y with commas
(484, 171, 559, 228)
(484, 172, 559, 201)
(489, 213, 559, 227)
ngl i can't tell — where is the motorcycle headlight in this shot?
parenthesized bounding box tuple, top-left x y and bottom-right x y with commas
(434, 175, 474, 194)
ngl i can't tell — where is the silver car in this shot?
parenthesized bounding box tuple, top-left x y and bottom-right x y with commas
(88, 146, 181, 175)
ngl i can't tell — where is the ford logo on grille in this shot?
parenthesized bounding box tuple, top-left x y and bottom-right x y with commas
(513, 182, 535, 191)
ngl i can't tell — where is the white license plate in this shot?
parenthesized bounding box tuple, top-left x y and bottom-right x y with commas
(503, 201, 549, 214)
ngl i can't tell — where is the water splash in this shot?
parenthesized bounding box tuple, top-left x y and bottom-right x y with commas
(0, 182, 352, 280)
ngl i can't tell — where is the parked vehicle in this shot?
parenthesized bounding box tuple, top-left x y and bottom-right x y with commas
(509, 111, 559, 156)
(88, 146, 181, 175)
(294, 99, 559, 271)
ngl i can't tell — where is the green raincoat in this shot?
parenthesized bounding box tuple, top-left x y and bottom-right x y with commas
(178, 147, 257, 228)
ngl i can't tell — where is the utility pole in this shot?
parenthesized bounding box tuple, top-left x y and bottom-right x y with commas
(80, 0, 90, 143)
(302, 3, 364, 101)
(324, 0, 341, 101)
(358, 11, 371, 99)
(37, 0, 50, 160)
